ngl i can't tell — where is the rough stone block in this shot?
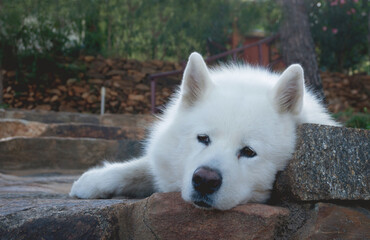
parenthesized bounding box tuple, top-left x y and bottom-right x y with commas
(275, 124, 369, 201)
(0, 198, 132, 240)
(129, 192, 290, 240)
(293, 203, 370, 239)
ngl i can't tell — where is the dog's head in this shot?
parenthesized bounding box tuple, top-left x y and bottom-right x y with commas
(151, 52, 305, 210)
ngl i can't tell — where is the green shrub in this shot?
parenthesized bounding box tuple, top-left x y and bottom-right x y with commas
(333, 108, 370, 129)
(310, 0, 369, 73)
(0, 0, 280, 87)
(0, 1, 84, 87)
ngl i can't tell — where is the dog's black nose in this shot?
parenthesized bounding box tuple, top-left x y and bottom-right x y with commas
(192, 166, 222, 195)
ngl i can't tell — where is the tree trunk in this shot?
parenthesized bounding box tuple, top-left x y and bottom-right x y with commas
(0, 0, 2, 105)
(368, 1, 370, 67)
(278, 0, 325, 101)
(0, 68, 3, 105)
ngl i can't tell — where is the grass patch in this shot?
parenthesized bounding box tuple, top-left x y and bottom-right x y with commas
(0, 103, 9, 109)
(333, 108, 370, 129)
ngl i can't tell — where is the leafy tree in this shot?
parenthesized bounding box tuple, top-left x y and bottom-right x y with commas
(0, 0, 281, 61)
(0, 0, 280, 88)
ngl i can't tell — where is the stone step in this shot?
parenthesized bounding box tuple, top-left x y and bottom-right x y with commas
(0, 119, 146, 140)
(0, 172, 77, 196)
(1, 123, 369, 201)
(0, 109, 153, 127)
(0, 137, 142, 171)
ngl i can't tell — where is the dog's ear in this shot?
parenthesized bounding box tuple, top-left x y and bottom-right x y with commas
(273, 64, 304, 115)
(180, 52, 212, 107)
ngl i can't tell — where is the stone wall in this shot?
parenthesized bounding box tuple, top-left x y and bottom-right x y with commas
(272, 124, 369, 239)
(0, 110, 369, 239)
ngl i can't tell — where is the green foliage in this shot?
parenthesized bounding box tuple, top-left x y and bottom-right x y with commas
(333, 108, 370, 129)
(95, 0, 278, 60)
(0, 103, 9, 109)
(0, 0, 279, 61)
(236, 0, 281, 37)
(0, 0, 280, 86)
(0, 0, 84, 87)
(309, 0, 369, 73)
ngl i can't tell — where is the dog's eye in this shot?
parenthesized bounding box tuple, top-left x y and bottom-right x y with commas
(197, 134, 211, 146)
(238, 146, 257, 158)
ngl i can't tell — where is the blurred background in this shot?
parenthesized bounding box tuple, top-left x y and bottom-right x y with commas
(0, 0, 369, 128)
(0, 2, 368, 237)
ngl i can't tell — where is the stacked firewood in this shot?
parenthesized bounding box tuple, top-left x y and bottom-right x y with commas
(2, 57, 369, 114)
(321, 72, 369, 113)
(2, 56, 182, 114)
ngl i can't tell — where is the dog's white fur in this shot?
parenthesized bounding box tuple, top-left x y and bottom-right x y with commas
(70, 52, 339, 210)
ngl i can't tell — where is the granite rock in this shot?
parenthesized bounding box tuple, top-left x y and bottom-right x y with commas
(0, 198, 133, 240)
(275, 124, 369, 201)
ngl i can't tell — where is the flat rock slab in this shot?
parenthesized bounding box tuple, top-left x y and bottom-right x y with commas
(0, 173, 77, 197)
(0, 119, 146, 140)
(275, 124, 369, 201)
(0, 137, 142, 170)
(0, 173, 137, 239)
(0, 174, 290, 240)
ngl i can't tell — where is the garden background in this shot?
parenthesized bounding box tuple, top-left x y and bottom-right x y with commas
(0, 0, 369, 128)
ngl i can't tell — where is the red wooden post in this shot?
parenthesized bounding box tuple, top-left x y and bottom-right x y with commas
(151, 77, 156, 113)
(258, 43, 263, 65)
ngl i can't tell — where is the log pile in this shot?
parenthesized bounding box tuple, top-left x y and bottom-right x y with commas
(2, 56, 182, 114)
(321, 72, 369, 113)
(1, 57, 369, 114)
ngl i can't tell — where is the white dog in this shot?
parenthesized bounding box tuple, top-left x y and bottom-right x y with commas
(70, 52, 338, 210)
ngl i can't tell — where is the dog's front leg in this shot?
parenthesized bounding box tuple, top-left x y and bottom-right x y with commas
(69, 156, 155, 199)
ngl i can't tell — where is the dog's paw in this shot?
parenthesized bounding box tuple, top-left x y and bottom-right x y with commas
(69, 171, 111, 199)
